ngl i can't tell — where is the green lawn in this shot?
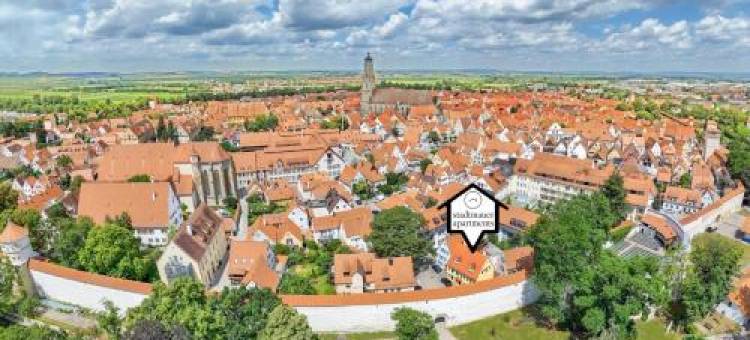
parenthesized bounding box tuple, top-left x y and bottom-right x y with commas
(635, 320, 680, 340)
(448, 308, 679, 340)
(318, 331, 395, 340)
(449, 308, 569, 340)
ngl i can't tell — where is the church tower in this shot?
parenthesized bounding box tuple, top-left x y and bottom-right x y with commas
(703, 120, 720, 160)
(360, 53, 376, 115)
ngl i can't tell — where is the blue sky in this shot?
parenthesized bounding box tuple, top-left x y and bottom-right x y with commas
(1, 0, 749, 73)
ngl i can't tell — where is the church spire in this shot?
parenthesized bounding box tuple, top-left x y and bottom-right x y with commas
(360, 52, 376, 116)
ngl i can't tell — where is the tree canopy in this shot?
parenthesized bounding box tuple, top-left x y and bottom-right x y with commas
(368, 206, 433, 265)
(528, 190, 665, 337)
(677, 233, 742, 324)
(259, 304, 317, 340)
(77, 223, 156, 282)
(391, 307, 438, 340)
(126, 278, 284, 339)
(601, 172, 627, 223)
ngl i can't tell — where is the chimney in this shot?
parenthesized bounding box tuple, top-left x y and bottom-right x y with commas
(388, 257, 394, 266)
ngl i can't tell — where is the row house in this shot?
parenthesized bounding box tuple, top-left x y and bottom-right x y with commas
(310, 207, 372, 251)
(77, 182, 183, 246)
(333, 253, 415, 294)
(157, 204, 229, 286)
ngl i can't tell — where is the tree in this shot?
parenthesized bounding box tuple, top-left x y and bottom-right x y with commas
(123, 320, 189, 340)
(678, 233, 742, 324)
(0, 257, 18, 315)
(97, 300, 122, 340)
(368, 206, 433, 265)
(0, 325, 68, 340)
(259, 304, 316, 340)
(278, 273, 316, 295)
(246, 114, 279, 132)
(601, 172, 627, 223)
(46, 202, 69, 219)
(55, 155, 73, 169)
(220, 140, 239, 152)
(69, 175, 85, 194)
(106, 212, 133, 229)
(125, 279, 217, 339)
(9, 209, 48, 254)
(679, 172, 692, 188)
(352, 180, 374, 201)
(419, 158, 432, 174)
(0, 182, 18, 213)
(126, 279, 281, 339)
(77, 223, 155, 282)
(377, 172, 409, 196)
(127, 174, 151, 183)
(427, 131, 441, 144)
(156, 117, 167, 141)
(52, 217, 93, 268)
(728, 139, 750, 182)
(320, 116, 349, 131)
(192, 126, 215, 141)
(223, 196, 238, 212)
(390, 307, 438, 340)
(526, 192, 652, 336)
(213, 287, 281, 339)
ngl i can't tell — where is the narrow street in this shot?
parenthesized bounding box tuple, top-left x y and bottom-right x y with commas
(235, 193, 249, 241)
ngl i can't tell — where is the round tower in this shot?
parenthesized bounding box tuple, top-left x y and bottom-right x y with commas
(0, 221, 36, 266)
(0, 221, 37, 296)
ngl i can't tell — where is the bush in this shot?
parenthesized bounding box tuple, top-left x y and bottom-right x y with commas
(391, 307, 438, 340)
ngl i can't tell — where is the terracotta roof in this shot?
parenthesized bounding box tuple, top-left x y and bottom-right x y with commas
(499, 206, 539, 231)
(681, 184, 745, 225)
(333, 253, 415, 290)
(503, 246, 534, 273)
(447, 234, 489, 281)
(172, 204, 225, 261)
(28, 259, 153, 295)
(663, 186, 701, 205)
(641, 213, 676, 242)
(249, 213, 303, 244)
(227, 240, 279, 290)
(376, 191, 422, 211)
(78, 182, 174, 229)
(513, 153, 613, 188)
(311, 207, 372, 237)
(97, 142, 229, 181)
(0, 222, 28, 243)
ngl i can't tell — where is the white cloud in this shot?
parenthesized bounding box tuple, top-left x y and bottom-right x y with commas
(695, 15, 750, 46)
(598, 18, 693, 51)
(1, 0, 750, 72)
(278, 0, 409, 30)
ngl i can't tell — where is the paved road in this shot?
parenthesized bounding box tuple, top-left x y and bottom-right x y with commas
(235, 193, 249, 241)
(714, 208, 748, 240)
(436, 322, 457, 340)
(416, 268, 446, 290)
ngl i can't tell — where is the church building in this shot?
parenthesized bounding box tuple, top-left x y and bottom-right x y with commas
(359, 53, 435, 116)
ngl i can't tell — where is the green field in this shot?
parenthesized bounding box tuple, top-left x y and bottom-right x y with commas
(318, 331, 396, 340)
(448, 308, 679, 340)
(635, 319, 680, 340)
(449, 308, 570, 340)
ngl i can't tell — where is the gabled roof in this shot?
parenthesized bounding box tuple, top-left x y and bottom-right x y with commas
(0, 221, 28, 243)
(78, 182, 174, 229)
